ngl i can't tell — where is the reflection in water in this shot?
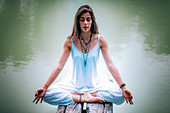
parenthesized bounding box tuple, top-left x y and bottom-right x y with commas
(125, 0, 170, 54)
(0, 0, 170, 113)
(19, 0, 36, 41)
(0, 0, 5, 14)
(0, 0, 38, 69)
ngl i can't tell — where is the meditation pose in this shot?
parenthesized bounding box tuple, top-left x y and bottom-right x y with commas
(33, 5, 133, 106)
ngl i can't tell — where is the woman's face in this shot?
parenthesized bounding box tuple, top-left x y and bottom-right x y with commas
(79, 12, 92, 33)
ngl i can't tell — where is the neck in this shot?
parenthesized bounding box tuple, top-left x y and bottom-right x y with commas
(80, 31, 92, 40)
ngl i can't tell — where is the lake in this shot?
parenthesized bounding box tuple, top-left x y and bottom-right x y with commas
(0, 0, 170, 113)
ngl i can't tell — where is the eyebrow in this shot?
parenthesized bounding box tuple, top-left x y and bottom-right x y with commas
(80, 16, 91, 18)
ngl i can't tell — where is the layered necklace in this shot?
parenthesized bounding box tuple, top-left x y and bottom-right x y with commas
(79, 33, 92, 66)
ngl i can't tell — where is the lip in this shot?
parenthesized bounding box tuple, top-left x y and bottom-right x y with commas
(83, 27, 88, 28)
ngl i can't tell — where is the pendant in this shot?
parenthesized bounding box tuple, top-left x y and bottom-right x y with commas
(84, 60, 86, 66)
(83, 53, 88, 66)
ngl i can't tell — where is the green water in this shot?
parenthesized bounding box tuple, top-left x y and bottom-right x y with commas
(0, 0, 170, 113)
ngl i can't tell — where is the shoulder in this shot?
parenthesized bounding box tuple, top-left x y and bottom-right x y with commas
(98, 34, 108, 48)
(64, 35, 72, 50)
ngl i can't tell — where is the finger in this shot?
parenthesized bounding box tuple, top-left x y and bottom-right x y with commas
(36, 97, 40, 104)
(125, 90, 131, 96)
(125, 90, 133, 100)
(40, 97, 44, 103)
(130, 94, 133, 99)
(127, 90, 133, 98)
(129, 93, 133, 99)
(99, 98, 105, 103)
(34, 93, 37, 97)
(35, 90, 39, 96)
(130, 101, 134, 104)
(129, 99, 134, 105)
(100, 100, 104, 103)
(32, 96, 38, 103)
(100, 100, 103, 103)
(36, 89, 42, 94)
(128, 97, 134, 104)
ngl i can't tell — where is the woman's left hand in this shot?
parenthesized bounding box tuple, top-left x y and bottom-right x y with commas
(121, 87, 134, 104)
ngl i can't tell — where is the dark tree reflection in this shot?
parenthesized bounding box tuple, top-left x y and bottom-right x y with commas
(124, 0, 170, 54)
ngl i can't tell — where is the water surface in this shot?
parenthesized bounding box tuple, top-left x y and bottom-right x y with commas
(0, 0, 170, 113)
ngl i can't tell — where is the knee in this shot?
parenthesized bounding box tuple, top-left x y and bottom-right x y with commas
(43, 90, 74, 105)
(114, 95, 125, 105)
(97, 91, 125, 105)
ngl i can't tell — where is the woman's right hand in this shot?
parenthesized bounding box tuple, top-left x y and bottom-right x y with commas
(32, 88, 47, 104)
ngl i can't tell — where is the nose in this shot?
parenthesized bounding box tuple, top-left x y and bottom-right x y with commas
(84, 20, 88, 24)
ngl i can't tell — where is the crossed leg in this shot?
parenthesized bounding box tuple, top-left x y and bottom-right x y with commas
(72, 92, 105, 103)
(43, 85, 125, 105)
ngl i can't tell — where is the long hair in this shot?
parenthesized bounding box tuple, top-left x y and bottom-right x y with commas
(71, 5, 99, 40)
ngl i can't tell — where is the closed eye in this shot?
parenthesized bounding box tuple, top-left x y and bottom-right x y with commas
(80, 17, 92, 22)
(80, 17, 85, 22)
(87, 17, 91, 22)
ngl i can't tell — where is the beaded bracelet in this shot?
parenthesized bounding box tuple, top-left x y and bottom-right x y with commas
(120, 83, 126, 88)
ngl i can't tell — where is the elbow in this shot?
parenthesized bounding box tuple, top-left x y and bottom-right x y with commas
(56, 64, 64, 71)
(107, 63, 115, 71)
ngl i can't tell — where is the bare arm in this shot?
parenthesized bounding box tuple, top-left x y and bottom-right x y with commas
(99, 35, 133, 104)
(33, 36, 72, 104)
(42, 36, 72, 89)
(99, 35, 124, 86)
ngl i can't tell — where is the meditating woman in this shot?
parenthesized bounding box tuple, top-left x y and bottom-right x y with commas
(33, 5, 133, 106)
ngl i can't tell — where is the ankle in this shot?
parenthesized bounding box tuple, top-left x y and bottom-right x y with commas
(72, 94, 81, 102)
(90, 92, 97, 97)
(80, 95, 83, 102)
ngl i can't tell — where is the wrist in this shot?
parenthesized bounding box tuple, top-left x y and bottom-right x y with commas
(119, 83, 126, 89)
(121, 86, 127, 90)
(42, 84, 49, 90)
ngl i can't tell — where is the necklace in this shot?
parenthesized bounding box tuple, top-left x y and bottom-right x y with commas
(79, 33, 92, 66)
(80, 34, 92, 47)
(80, 33, 92, 53)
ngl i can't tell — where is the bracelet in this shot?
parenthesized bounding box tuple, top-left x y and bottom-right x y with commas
(80, 95, 82, 102)
(44, 84, 49, 88)
(120, 83, 126, 88)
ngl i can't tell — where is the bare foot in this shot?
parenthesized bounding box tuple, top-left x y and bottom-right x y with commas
(90, 91, 97, 97)
(72, 92, 82, 95)
(82, 92, 105, 103)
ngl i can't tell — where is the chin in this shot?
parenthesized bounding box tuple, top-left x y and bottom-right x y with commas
(82, 29, 90, 33)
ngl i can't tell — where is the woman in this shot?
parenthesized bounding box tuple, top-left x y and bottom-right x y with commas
(33, 5, 133, 106)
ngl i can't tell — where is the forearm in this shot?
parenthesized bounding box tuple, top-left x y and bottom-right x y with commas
(107, 64, 124, 86)
(42, 64, 63, 89)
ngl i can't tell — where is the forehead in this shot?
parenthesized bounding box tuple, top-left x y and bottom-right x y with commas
(80, 12, 91, 17)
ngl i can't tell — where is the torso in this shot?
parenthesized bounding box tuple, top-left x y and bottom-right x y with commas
(61, 34, 110, 93)
(71, 33, 99, 53)
(70, 34, 101, 93)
